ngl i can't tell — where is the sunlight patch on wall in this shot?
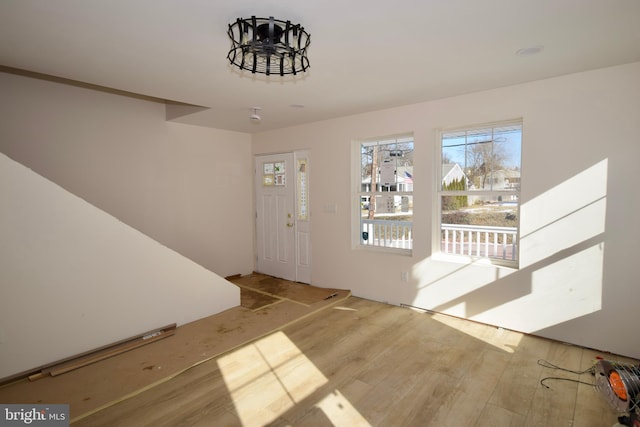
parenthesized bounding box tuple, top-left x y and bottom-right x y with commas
(438, 301, 466, 318)
(411, 260, 513, 312)
(408, 160, 607, 334)
(473, 243, 604, 332)
(519, 159, 608, 267)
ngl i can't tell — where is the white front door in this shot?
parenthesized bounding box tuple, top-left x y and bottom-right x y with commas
(254, 152, 311, 283)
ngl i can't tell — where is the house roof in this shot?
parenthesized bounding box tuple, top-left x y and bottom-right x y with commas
(442, 163, 467, 185)
(1, 1, 639, 133)
(442, 164, 458, 179)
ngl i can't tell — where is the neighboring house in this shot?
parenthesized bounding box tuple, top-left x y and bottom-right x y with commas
(361, 165, 413, 193)
(466, 167, 520, 192)
(442, 164, 520, 204)
(442, 163, 467, 187)
(492, 169, 521, 191)
(361, 165, 413, 211)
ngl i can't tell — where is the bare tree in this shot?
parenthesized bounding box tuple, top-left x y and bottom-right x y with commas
(467, 140, 506, 189)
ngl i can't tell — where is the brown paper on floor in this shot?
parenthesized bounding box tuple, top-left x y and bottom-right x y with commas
(0, 278, 350, 423)
(232, 273, 342, 306)
(240, 287, 282, 311)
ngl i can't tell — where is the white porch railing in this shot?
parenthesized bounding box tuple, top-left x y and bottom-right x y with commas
(361, 219, 413, 249)
(360, 220, 518, 260)
(441, 223, 518, 261)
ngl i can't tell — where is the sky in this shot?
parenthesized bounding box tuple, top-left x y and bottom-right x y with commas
(442, 126, 522, 171)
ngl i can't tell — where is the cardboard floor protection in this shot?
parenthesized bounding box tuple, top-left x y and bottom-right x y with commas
(232, 273, 342, 306)
(240, 287, 282, 311)
(0, 277, 350, 423)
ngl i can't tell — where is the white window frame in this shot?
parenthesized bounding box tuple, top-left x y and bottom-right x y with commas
(352, 134, 414, 255)
(433, 120, 522, 268)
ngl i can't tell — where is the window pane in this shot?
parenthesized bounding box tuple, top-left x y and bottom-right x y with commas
(361, 196, 413, 250)
(442, 124, 521, 192)
(493, 126, 522, 191)
(441, 134, 467, 188)
(359, 136, 413, 251)
(361, 140, 413, 193)
(440, 195, 518, 261)
(361, 195, 413, 217)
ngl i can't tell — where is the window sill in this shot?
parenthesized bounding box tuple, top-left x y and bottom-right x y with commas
(355, 245, 413, 257)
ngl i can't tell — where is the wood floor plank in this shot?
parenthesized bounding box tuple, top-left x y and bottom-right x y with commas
(351, 354, 438, 425)
(8, 288, 636, 427)
(488, 346, 548, 417)
(427, 347, 513, 426)
(524, 341, 583, 427)
(476, 404, 526, 427)
(379, 370, 460, 426)
(75, 358, 235, 426)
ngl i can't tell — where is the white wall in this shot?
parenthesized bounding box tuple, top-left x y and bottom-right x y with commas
(0, 153, 240, 379)
(253, 62, 640, 359)
(0, 71, 254, 278)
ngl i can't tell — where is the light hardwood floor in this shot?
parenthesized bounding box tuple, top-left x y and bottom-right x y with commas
(75, 296, 635, 427)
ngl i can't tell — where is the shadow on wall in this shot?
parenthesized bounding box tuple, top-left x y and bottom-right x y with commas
(411, 159, 608, 334)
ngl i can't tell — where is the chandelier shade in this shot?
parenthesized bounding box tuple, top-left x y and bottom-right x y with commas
(227, 16, 310, 76)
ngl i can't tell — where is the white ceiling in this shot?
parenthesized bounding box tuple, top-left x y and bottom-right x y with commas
(1, 0, 639, 133)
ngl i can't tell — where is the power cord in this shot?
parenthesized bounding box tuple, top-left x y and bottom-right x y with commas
(537, 359, 596, 389)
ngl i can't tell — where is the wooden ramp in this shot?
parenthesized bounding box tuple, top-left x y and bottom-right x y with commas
(0, 275, 350, 423)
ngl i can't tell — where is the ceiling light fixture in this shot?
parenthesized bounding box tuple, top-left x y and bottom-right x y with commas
(227, 16, 311, 76)
(516, 45, 544, 56)
(250, 107, 262, 122)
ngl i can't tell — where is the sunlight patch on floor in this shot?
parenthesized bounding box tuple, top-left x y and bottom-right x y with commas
(332, 305, 358, 311)
(217, 331, 338, 425)
(431, 312, 523, 353)
(218, 331, 327, 425)
(315, 389, 372, 426)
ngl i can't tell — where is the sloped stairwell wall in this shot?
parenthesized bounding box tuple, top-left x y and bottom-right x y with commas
(0, 153, 240, 379)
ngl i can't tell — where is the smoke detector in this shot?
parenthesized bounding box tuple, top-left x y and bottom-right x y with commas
(250, 107, 262, 123)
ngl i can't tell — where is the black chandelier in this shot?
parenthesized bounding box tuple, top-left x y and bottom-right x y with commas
(227, 16, 310, 76)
